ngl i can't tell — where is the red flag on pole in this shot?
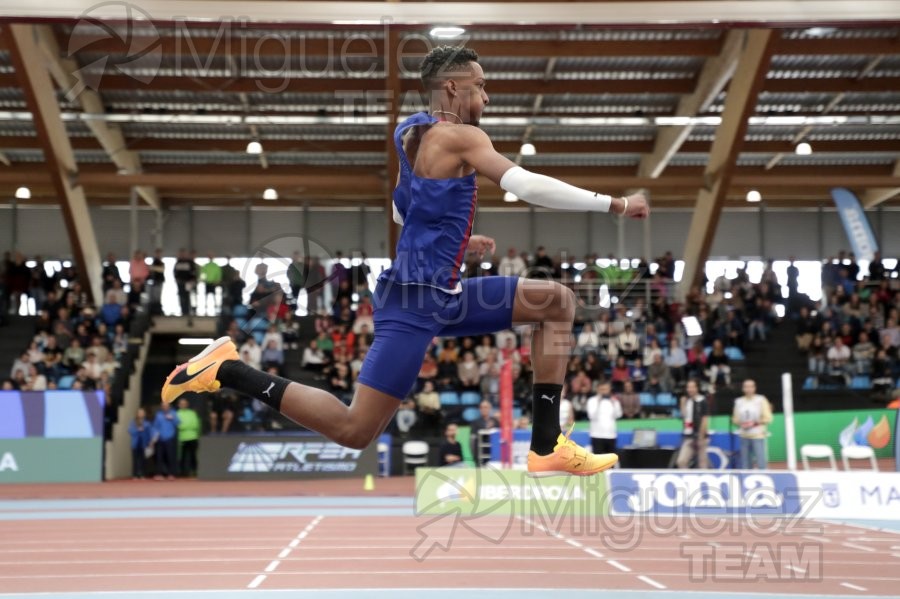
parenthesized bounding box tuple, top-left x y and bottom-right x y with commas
(500, 359, 513, 468)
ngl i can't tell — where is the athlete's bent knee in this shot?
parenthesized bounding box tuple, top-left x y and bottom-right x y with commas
(334, 425, 378, 450)
(549, 283, 576, 323)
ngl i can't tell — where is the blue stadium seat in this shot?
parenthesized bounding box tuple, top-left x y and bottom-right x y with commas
(462, 407, 481, 423)
(512, 407, 523, 421)
(253, 331, 265, 345)
(439, 391, 460, 406)
(803, 376, 817, 390)
(57, 375, 75, 390)
(460, 391, 482, 406)
(639, 392, 656, 407)
(232, 305, 249, 318)
(656, 393, 677, 407)
(725, 346, 745, 361)
(851, 376, 871, 390)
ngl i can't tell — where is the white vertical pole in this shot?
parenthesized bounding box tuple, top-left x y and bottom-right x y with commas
(782, 372, 797, 470)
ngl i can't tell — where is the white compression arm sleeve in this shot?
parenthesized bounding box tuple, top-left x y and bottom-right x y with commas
(499, 166, 613, 212)
(392, 202, 404, 225)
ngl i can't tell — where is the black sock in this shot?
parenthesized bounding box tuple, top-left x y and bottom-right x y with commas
(217, 360, 291, 412)
(530, 383, 563, 455)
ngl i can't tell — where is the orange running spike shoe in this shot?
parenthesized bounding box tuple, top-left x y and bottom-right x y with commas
(527, 425, 618, 477)
(161, 336, 238, 405)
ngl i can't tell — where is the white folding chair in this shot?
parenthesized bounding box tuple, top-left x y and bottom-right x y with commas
(402, 440, 430, 475)
(841, 445, 878, 471)
(800, 444, 837, 470)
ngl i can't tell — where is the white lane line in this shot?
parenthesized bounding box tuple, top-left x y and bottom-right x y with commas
(785, 564, 806, 574)
(607, 559, 632, 573)
(804, 535, 829, 543)
(264, 561, 280, 573)
(637, 575, 667, 589)
(840, 582, 868, 592)
(247, 575, 266, 589)
(565, 539, 582, 549)
(843, 542, 877, 553)
(245, 515, 324, 590)
(583, 548, 605, 559)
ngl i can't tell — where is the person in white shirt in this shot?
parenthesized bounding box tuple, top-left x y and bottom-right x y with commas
(497, 247, 527, 277)
(732, 379, 772, 469)
(240, 337, 262, 371)
(576, 322, 600, 355)
(586, 381, 622, 454)
(826, 337, 852, 385)
(616, 323, 640, 360)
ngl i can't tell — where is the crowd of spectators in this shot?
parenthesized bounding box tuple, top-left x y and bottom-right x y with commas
(288, 247, 786, 437)
(795, 251, 900, 392)
(1, 251, 137, 395)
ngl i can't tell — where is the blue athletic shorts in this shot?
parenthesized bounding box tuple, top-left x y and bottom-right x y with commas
(357, 276, 520, 399)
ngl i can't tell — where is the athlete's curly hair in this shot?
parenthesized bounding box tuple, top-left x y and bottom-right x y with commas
(419, 45, 480, 89)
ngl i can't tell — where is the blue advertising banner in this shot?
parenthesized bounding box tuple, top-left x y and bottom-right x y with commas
(830, 187, 878, 261)
(607, 471, 802, 516)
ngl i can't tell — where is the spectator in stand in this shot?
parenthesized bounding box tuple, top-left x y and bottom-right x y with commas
(707, 339, 731, 386)
(722, 310, 745, 350)
(647, 353, 673, 393)
(152, 402, 180, 480)
(353, 296, 374, 335)
(872, 349, 894, 393)
(209, 391, 236, 434)
(629, 358, 647, 392)
(99, 290, 123, 327)
(619, 380, 641, 418)
(666, 338, 688, 382)
(415, 380, 442, 435)
(439, 423, 463, 467)
(475, 335, 493, 362)
(576, 322, 599, 355)
(610, 356, 630, 393)
(586, 381, 622, 455)
(129, 250, 150, 290)
(261, 339, 285, 372)
(10, 351, 30, 380)
(851, 332, 876, 376)
(457, 351, 481, 390)
(287, 251, 306, 304)
(469, 400, 500, 465)
(199, 253, 222, 313)
(330, 362, 352, 403)
(616, 323, 640, 360)
(26, 365, 47, 391)
(479, 351, 500, 402)
(532, 246, 554, 276)
(302, 339, 327, 372)
(676, 380, 710, 469)
(239, 337, 262, 371)
(101, 252, 121, 293)
(128, 408, 153, 480)
(732, 379, 772, 470)
(173, 249, 196, 318)
(498, 247, 527, 277)
(568, 369, 592, 416)
(177, 398, 201, 477)
(149, 249, 166, 315)
(826, 336, 852, 385)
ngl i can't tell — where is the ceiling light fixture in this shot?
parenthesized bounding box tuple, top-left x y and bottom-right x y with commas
(746, 190, 762, 203)
(14, 186, 30, 200)
(429, 26, 466, 39)
(246, 140, 263, 155)
(263, 188, 278, 201)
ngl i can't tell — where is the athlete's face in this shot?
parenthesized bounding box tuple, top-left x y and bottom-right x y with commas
(456, 61, 489, 126)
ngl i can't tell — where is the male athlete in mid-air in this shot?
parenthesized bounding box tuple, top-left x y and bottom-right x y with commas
(163, 46, 649, 476)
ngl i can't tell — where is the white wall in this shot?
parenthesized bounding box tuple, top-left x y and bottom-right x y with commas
(3, 204, 899, 262)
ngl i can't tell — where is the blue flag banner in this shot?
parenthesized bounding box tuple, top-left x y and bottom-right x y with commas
(830, 187, 879, 262)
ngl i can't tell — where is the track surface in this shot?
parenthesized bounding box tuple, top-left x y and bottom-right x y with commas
(0, 483, 899, 598)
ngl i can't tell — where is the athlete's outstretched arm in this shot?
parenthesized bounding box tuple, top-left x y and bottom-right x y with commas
(456, 126, 649, 219)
